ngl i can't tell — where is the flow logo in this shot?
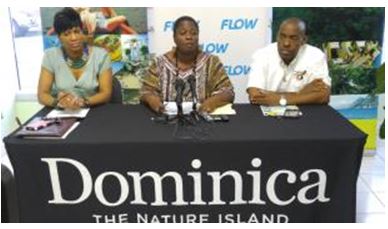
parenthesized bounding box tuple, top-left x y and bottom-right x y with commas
(200, 43, 229, 54)
(163, 20, 201, 32)
(221, 18, 259, 30)
(224, 65, 251, 76)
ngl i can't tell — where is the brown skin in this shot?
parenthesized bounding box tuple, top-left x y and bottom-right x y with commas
(141, 94, 165, 113)
(247, 19, 330, 105)
(247, 78, 329, 105)
(277, 20, 306, 65)
(99, 7, 137, 34)
(38, 26, 112, 109)
(141, 20, 233, 114)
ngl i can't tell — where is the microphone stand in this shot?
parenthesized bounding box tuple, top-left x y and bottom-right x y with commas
(153, 78, 194, 126)
(173, 50, 198, 125)
(171, 78, 197, 139)
(175, 78, 192, 124)
(188, 74, 204, 122)
(153, 51, 211, 140)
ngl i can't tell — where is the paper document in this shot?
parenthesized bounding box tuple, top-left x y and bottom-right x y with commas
(210, 103, 236, 115)
(163, 102, 236, 115)
(163, 102, 194, 115)
(260, 105, 299, 117)
(46, 108, 90, 119)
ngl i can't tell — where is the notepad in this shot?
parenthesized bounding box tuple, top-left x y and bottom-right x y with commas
(163, 102, 194, 115)
(15, 117, 79, 139)
(46, 108, 90, 119)
(163, 102, 236, 115)
(260, 105, 300, 117)
(210, 103, 236, 115)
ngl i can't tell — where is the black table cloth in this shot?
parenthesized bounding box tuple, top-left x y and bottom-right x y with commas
(3, 104, 366, 222)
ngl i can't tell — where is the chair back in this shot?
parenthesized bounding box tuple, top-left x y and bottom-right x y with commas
(111, 76, 122, 104)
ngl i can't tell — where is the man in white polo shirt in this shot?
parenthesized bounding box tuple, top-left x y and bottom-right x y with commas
(247, 17, 331, 106)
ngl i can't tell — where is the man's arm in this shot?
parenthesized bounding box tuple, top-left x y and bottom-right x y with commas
(287, 79, 330, 104)
(247, 79, 330, 105)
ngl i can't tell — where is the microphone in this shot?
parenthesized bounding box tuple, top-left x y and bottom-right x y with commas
(187, 74, 197, 110)
(175, 78, 185, 117)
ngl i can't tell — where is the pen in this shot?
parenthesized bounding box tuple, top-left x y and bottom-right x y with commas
(15, 117, 22, 127)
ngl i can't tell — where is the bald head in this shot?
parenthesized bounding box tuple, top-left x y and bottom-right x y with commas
(279, 18, 306, 36)
(276, 18, 307, 65)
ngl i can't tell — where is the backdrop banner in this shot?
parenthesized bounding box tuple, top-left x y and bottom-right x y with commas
(148, 7, 272, 103)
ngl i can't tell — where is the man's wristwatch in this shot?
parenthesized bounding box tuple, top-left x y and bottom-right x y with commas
(279, 95, 287, 106)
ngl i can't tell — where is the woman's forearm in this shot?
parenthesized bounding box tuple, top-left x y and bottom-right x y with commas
(38, 92, 57, 107)
(86, 91, 112, 106)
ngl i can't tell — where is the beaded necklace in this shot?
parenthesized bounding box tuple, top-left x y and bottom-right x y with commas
(62, 44, 89, 69)
(173, 50, 197, 99)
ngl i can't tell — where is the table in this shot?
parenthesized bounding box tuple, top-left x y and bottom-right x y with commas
(3, 104, 366, 222)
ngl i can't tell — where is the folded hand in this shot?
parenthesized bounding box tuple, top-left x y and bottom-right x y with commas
(199, 99, 216, 113)
(148, 95, 165, 114)
(57, 92, 83, 110)
(300, 79, 328, 94)
(248, 88, 280, 105)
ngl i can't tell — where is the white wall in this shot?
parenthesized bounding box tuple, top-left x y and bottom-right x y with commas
(147, 7, 272, 103)
(9, 7, 43, 91)
(0, 7, 19, 170)
(0, 7, 19, 136)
